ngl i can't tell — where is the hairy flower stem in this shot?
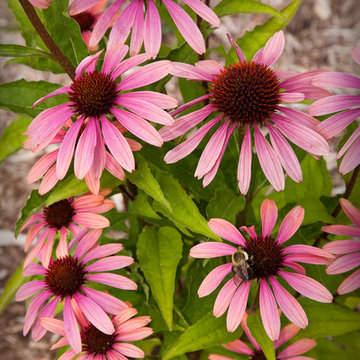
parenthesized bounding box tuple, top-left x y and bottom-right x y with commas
(18, 0, 76, 80)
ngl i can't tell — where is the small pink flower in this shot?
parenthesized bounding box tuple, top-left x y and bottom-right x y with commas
(15, 229, 137, 350)
(209, 313, 316, 360)
(308, 46, 360, 174)
(40, 306, 153, 359)
(322, 198, 360, 295)
(190, 199, 333, 340)
(20, 190, 114, 269)
(27, 45, 176, 193)
(74, 0, 220, 56)
(161, 31, 331, 194)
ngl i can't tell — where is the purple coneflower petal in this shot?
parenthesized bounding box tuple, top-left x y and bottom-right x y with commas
(260, 31, 285, 67)
(276, 206, 304, 245)
(254, 125, 284, 191)
(340, 198, 360, 227)
(64, 297, 82, 354)
(113, 343, 144, 358)
(39, 165, 59, 195)
(183, 0, 220, 26)
(198, 263, 233, 297)
(190, 242, 237, 258)
(351, 46, 360, 65)
(321, 224, 360, 238)
(75, 50, 103, 78)
(124, 91, 178, 109)
(22, 218, 45, 246)
(283, 261, 306, 275)
(111, 53, 152, 80)
(308, 94, 360, 116)
(285, 253, 332, 265)
(338, 268, 360, 294)
(195, 60, 223, 75)
(86, 273, 138, 290)
(22, 262, 47, 276)
(16, 280, 46, 302)
(105, 152, 126, 180)
(116, 327, 153, 342)
(279, 92, 305, 103)
(27, 149, 58, 183)
(326, 252, 360, 274)
(279, 106, 319, 131)
(261, 199, 278, 238)
(129, 0, 144, 56)
(144, 0, 161, 57)
(277, 338, 316, 359)
(259, 279, 280, 341)
(41, 228, 56, 269)
(312, 71, 360, 89)
(24, 228, 49, 268)
(171, 62, 214, 82)
(213, 278, 238, 318)
(323, 240, 360, 254)
(170, 94, 211, 117)
(162, 0, 205, 54)
(102, 45, 128, 75)
(32, 87, 70, 108)
(101, 115, 135, 172)
(270, 276, 308, 329)
(223, 339, 254, 355)
(283, 244, 334, 259)
(240, 225, 256, 238)
(339, 136, 360, 174)
(86, 255, 134, 272)
(238, 125, 252, 195)
(82, 243, 123, 263)
(68, 0, 99, 15)
(279, 271, 332, 303)
(274, 323, 300, 349)
(337, 126, 360, 159)
(208, 218, 246, 246)
(227, 34, 246, 62)
(73, 212, 110, 228)
(267, 122, 302, 182)
(40, 317, 66, 336)
(227, 281, 251, 332)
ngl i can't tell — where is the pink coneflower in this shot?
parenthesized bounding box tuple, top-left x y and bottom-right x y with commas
(209, 313, 316, 360)
(69, 0, 108, 51)
(20, 190, 114, 269)
(308, 46, 360, 174)
(40, 307, 153, 359)
(15, 229, 137, 349)
(322, 198, 360, 295)
(25, 120, 142, 195)
(190, 199, 333, 340)
(161, 31, 331, 194)
(71, 0, 220, 56)
(27, 45, 176, 192)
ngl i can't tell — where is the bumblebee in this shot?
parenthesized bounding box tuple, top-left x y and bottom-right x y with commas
(231, 247, 255, 281)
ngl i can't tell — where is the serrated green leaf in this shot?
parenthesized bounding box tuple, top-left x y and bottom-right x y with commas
(0, 117, 31, 163)
(131, 191, 162, 220)
(153, 173, 220, 240)
(0, 44, 50, 57)
(137, 227, 183, 330)
(162, 312, 243, 359)
(0, 79, 62, 117)
(227, 0, 302, 63)
(128, 158, 171, 212)
(0, 262, 26, 313)
(247, 313, 275, 360)
(298, 298, 360, 338)
(207, 188, 245, 224)
(214, 0, 283, 18)
(43, 0, 88, 66)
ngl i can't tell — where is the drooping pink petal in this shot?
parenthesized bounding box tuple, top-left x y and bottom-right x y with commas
(32, 87, 70, 107)
(75, 50, 103, 78)
(321, 224, 360, 237)
(73, 292, 115, 334)
(279, 271, 332, 303)
(198, 263, 233, 297)
(308, 95, 360, 116)
(240, 312, 261, 350)
(112, 108, 162, 146)
(279, 92, 305, 103)
(283, 244, 334, 259)
(40, 317, 66, 336)
(254, 125, 284, 191)
(74, 229, 103, 260)
(129, 0, 144, 56)
(86, 273, 138, 290)
(260, 31, 285, 67)
(323, 239, 360, 254)
(144, 0, 161, 57)
(27, 150, 58, 183)
(227, 34, 246, 62)
(227, 281, 251, 332)
(312, 71, 360, 89)
(23, 222, 46, 252)
(82, 243, 123, 263)
(267, 122, 302, 182)
(171, 62, 215, 82)
(170, 94, 211, 117)
(274, 323, 301, 349)
(41, 228, 56, 269)
(111, 53, 152, 80)
(190, 242, 237, 258)
(340, 198, 360, 227)
(16, 280, 46, 302)
(272, 114, 330, 156)
(56, 226, 68, 259)
(223, 339, 254, 355)
(101, 115, 135, 172)
(86, 255, 134, 272)
(283, 261, 306, 275)
(113, 343, 144, 358)
(116, 327, 153, 342)
(118, 60, 173, 91)
(38, 165, 59, 195)
(259, 279, 280, 341)
(21, 213, 44, 232)
(240, 225, 257, 238)
(270, 276, 308, 328)
(277, 338, 316, 359)
(285, 253, 332, 265)
(208, 218, 246, 246)
(337, 126, 360, 159)
(23, 228, 49, 269)
(195, 60, 223, 75)
(68, 0, 100, 15)
(162, 0, 205, 54)
(183, 0, 220, 26)
(113, 307, 138, 326)
(213, 278, 238, 318)
(124, 91, 178, 109)
(105, 152, 126, 180)
(326, 252, 360, 274)
(22, 262, 47, 277)
(102, 45, 129, 75)
(63, 297, 82, 354)
(276, 206, 304, 245)
(260, 199, 278, 238)
(238, 125, 252, 195)
(339, 136, 360, 174)
(338, 268, 360, 294)
(278, 106, 319, 131)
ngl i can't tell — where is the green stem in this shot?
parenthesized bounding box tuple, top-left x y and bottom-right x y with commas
(18, 0, 76, 80)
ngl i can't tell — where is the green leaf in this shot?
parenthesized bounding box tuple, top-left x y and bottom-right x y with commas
(247, 313, 275, 360)
(162, 312, 243, 359)
(0, 263, 26, 313)
(0, 79, 62, 117)
(137, 227, 183, 330)
(207, 188, 245, 224)
(214, 0, 283, 18)
(0, 117, 31, 163)
(298, 298, 360, 338)
(0, 44, 50, 57)
(227, 0, 302, 63)
(128, 158, 171, 212)
(6, 56, 64, 74)
(131, 191, 162, 220)
(43, 0, 88, 66)
(153, 173, 220, 240)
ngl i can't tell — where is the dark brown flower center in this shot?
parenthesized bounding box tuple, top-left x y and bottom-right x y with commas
(211, 61, 280, 125)
(44, 199, 75, 229)
(81, 323, 116, 354)
(69, 71, 118, 118)
(45, 256, 86, 298)
(72, 12, 96, 32)
(238, 236, 285, 280)
(252, 350, 268, 360)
